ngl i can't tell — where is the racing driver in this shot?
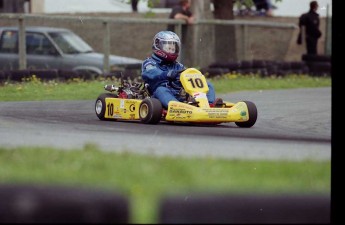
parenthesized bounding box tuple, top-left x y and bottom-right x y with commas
(141, 30, 223, 109)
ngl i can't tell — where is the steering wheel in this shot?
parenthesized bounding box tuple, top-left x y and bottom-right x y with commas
(168, 69, 185, 89)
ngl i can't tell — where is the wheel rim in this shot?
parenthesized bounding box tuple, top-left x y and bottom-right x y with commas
(140, 103, 149, 118)
(95, 100, 103, 115)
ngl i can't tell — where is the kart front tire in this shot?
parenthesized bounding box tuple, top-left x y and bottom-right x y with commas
(235, 101, 257, 128)
(139, 98, 162, 124)
(95, 93, 117, 120)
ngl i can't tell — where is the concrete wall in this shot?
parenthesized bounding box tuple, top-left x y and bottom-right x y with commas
(0, 13, 328, 68)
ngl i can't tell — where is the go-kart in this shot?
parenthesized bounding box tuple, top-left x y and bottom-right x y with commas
(95, 68, 257, 127)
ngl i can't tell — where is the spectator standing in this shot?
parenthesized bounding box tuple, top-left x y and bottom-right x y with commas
(297, 1, 322, 55)
(167, 0, 195, 32)
(131, 0, 139, 12)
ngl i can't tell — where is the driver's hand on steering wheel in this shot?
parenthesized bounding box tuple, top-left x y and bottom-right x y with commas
(167, 70, 179, 80)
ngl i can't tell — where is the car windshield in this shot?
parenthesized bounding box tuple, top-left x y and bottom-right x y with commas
(48, 31, 93, 54)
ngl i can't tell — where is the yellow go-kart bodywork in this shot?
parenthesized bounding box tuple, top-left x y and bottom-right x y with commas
(165, 101, 249, 123)
(95, 68, 257, 127)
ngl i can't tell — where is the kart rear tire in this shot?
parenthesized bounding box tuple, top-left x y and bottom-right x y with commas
(139, 98, 162, 124)
(95, 93, 117, 120)
(235, 101, 257, 128)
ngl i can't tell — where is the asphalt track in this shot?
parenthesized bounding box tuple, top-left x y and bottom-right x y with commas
(0, 87, 331, 161)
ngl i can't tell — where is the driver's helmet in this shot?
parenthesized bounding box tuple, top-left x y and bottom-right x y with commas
(152, 31, 181, 62)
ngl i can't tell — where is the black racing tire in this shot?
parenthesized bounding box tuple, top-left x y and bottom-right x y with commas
(235, 101, 257, 128)
(95, 93, 117, 120)
(139, 98, 163, 124)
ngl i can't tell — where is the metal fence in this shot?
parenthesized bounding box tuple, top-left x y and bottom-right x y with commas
(0, 13, 298, 70)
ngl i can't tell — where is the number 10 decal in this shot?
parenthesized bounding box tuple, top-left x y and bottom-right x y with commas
(187, 77, 205, 88)
(107, 103, 114, 116)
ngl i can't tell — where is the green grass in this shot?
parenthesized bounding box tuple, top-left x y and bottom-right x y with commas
(0, 74, 331, 101)
(211, 73, 331, 93)
(0, 146, 330, 223)
(0, 74, 331, 223)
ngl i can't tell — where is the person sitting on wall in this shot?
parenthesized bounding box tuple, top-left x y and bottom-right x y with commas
(167, 0, 195, 32)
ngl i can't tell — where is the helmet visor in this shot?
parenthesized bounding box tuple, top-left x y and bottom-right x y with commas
(160, 41, 180, 54)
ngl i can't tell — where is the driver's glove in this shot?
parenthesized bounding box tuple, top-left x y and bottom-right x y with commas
(166, 70, 179, 80)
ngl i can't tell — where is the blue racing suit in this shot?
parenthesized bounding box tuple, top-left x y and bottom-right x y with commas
(141, 53, 215, 109)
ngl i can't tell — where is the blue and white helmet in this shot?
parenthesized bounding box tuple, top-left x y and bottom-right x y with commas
(152, 31, 181, 62)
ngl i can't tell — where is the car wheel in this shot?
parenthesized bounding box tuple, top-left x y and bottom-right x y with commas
(235, 101, 257, 128)
(139, 98, 162, 124)
(95, 93, 117, 120)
